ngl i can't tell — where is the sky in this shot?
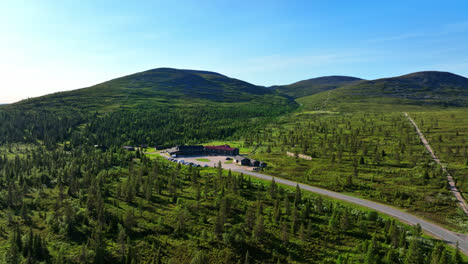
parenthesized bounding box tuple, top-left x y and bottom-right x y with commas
(1, 0, 468, 103)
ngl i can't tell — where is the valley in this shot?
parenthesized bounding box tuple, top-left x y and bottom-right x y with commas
(0, 68, 467, 263)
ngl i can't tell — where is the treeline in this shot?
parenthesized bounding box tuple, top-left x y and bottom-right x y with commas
(0, 146, 463, 263)
(72, 103, 293, 148)
(0, 100, 295, 150)
(0, 108, 87, 148)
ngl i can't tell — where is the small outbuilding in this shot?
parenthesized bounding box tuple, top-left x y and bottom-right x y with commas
(250, 159, 260, 167)
(235, 155, 251, 166)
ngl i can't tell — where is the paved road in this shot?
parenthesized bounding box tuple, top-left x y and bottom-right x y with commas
(404, 112, 468, 216)
(231, 168, 468, 254)
(158, 151, 468, 254)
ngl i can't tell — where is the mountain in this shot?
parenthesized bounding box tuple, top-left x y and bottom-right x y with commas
(0, 67, 296, 147)
(272, 76, 363, 98)
(11, 67, 284, 112)
(298, 71, 468, 110)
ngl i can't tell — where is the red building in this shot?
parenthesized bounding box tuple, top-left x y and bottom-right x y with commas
(204, 145, 239, 156)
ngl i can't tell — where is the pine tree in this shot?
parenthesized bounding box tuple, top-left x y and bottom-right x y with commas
(299, 222, 306, 242)
(387, 221, 400, 248)
(364, 233, 379, 264)
(190, 251, 208, 264)
(294, 184, 302, 205)
(340, 210, 350, 232)
(404, 236, 423, 264)
(245, 205, 255, 230)
(5, 231, 20, 264)
(213, 211, 224, 239)
(270, 178, 277, 199)
(384, 248, 399, 264)
(439, 249, 449, 264)
(452, 241, 463, 264)
(253, 214, 264, 241)
(429, 242, 443, 264)
(346, 174, 353, 187)
(281, 221, 289, 245)
(117, 224, 127, 261)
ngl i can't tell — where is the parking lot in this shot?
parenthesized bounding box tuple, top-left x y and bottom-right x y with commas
(159, 152, 259, 171)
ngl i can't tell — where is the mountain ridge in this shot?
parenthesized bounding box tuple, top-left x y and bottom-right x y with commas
(8, 67, 287, 112)
(298, 71, 468, 110)
(4, 69, 468, 111)
(272, 75, 364, 98)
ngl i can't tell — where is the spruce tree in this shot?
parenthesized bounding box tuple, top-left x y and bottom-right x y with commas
(253, 214, 264, 241)
(294, 184, 302, 205)
(452, 241, 463, 264)
(5, 231, 20, 264)
(190, 251, 208, 264)
(364, 233, 379, 264)
(404, 236, 423, 264)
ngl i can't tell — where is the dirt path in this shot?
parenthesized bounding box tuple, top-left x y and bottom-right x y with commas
(404, 112, 468, 216)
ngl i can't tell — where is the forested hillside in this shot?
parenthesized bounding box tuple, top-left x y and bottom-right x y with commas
(0, 68, 296, 149)
(1, 68, 468, 263)
(298, 71, 468, 110)
(272, 76, 363, 98)
(0, 146, 462, 263)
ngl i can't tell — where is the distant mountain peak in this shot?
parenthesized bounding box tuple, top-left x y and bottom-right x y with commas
(370, 71, 468, 88)
(145, 67, 226, 77)
(274, 75, 363, 98)
(298, 70, 468, 108)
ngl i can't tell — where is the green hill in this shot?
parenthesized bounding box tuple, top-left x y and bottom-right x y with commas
(272, 75, 363, 98)
(0, 69, 467, 263)
(10, 67, 282, 112)
(298, 71, 468, 111)
(0, 68, 296, 148)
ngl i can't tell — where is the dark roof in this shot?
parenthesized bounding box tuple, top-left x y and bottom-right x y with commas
(177, 145, 204, 150)
(235, 155, 248, 161)
(167, 147, 178, 153)
(205, 145, 237, 151)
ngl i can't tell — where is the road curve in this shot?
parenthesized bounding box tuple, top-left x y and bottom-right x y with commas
(156, 151, 468, 254)
(231, 168, 468, 254)
(404, 112, 468, 216)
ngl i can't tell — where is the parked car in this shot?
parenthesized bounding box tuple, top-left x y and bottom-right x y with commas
(225, 157, 232, 160)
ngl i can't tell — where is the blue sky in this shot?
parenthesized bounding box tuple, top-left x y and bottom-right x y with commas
(1, 0, 468, 103)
